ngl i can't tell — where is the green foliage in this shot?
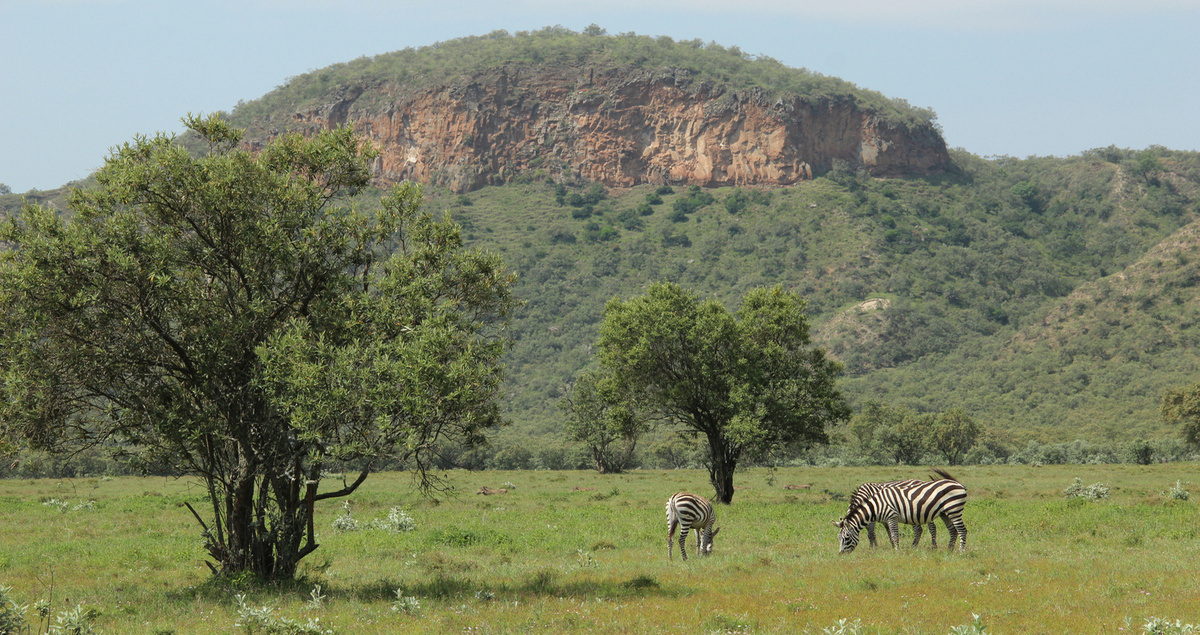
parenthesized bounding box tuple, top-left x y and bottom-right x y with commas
(1141, 617, 1200, 634)
(0, 116, 515, 580)
(1064, 477, 1110, 500)
(228, 28, 936, 131)
(873, 409, 931, 466)
(596, 282, 850, 501)
(931, 408, 982, 465)
(560, 368, 649, 473)
(1165, 480, 1190, 501)
(234, 593, 333, 634)
(1161, 382, 1200, 448)
(671, 185, 715, 216)
(403, 142, 1200, 455)
(0, 585, 28, 634)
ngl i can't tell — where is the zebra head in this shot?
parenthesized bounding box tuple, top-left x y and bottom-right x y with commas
(833, 518, 861, 554)
(700, 526, 720, 555)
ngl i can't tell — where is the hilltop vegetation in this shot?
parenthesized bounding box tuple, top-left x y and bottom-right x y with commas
(227, 26, 936, 131)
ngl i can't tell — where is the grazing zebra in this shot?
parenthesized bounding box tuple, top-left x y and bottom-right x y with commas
(848, 479, 938, 548)
(834, 469, 967, 554)
(666, 492, 720, 561)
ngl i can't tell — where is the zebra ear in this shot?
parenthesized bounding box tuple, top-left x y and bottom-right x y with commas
(832, 520, 842, 528)
(710, 527, 720, 537)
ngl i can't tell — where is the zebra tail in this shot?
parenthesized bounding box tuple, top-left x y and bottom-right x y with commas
(930, 467, 957, 482)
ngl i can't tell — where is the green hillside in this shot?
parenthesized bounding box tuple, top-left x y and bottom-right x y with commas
(6, 29, 1200, 471)
(401, 146, 1200, 458)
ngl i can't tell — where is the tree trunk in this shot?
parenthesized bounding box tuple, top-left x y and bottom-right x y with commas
(705, 433, 739, 504)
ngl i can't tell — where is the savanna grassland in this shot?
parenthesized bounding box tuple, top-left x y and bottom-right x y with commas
(2, 465, 1198, 633)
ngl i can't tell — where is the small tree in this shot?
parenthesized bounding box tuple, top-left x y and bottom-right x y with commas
(560, 369, 649, 473)
(1161, 382, 1200, 449)
(0, 115, 516, 579)
(874, 409, 930, 465)
(930, 408, 981, 465)
(597, 282, 849, 503)
(847, 400, 893, 461)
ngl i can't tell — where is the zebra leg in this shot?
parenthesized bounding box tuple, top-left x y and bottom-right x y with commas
(887, 517, 901, 549)
(956, 519, 968, 552)
(941, 513, 958, 551)
(867, 522, 878, 547)
(679, 528, 689, 561)
(911, 522, 923, 548)
(928, 521, 937, 549)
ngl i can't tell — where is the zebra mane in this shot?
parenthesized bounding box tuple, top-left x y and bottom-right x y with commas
(842, 495, 871, 525)
(930, 467, 957, 482)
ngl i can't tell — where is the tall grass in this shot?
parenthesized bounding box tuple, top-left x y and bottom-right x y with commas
(1, 465, 1197, 633)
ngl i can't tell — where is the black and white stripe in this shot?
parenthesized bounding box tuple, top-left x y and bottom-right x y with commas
(849, 479, 938, 548)
(835, 470, 967, 554)
(666, 492, 720, 560)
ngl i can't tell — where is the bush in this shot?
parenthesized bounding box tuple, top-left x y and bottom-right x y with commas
(1064, 478, 1110, 500)
(0, 586, 28, 634)
(1141, 616, 1200, 634)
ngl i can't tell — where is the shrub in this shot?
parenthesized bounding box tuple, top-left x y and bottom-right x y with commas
(234, 594, 333, 634)
(391, 590, 421, 615)
(948, 614, 988, 634)
(1142, 616, 1199, 634)
(1064, 478, 1110, 500)
(49, 604, 103, 635)
(1166, 481, 1190, 501)
(370, 507, 417, 533)
(0, 585, 28, 634)
(821, 618, 864, 635)
(330, 501, 359, 532)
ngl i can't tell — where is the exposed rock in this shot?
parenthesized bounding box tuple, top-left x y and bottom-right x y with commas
(268, 65, 951, 193)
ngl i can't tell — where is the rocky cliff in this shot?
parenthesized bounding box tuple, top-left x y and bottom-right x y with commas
(270, 65, 951, 193)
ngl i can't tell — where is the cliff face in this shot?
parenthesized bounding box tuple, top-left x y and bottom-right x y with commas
(281, 65, 951, 192)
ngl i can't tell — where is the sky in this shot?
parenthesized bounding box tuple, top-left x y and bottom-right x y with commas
(2, 0, 1199, 193)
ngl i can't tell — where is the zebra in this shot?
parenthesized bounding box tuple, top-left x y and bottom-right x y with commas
(834, 469, 967, 554)
(666, 492, 720, 561)
(848, 479, 939, 548)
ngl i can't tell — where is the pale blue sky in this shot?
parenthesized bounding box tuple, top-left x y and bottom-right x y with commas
(2, 0, 1198, 193)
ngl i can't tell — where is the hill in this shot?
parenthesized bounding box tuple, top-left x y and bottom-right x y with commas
(226, 27, 949, 193)
(410, 146, 1200, 461)
(5, 28, 1200, 470)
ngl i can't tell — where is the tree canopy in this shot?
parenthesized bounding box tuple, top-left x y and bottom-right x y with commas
(596, 282, 849, 502)
(0, 114, 516, 579)
(1161, 382, 1200, 449)
(560, 368, 649, 474)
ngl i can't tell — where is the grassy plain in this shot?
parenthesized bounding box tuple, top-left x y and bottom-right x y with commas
(1, 464, 1198, 633)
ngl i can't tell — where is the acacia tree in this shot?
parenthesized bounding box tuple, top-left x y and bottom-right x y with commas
(560, 368, 649, 474)
(596, 282, 849, 503)
(874, 409, 930, 465)
(0, 115, 515, 579)
(1161, 382, 1200, 449)
(930, 408, 981, 465)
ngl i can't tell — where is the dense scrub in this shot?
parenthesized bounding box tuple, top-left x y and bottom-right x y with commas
(401, 145, 1200, 463)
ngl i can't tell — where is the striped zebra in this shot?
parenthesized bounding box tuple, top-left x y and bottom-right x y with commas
(848, 479, 938, 548)
(834, 469, 967, 554)
(666, 492, 720, 561)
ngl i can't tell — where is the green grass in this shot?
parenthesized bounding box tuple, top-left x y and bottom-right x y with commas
(1, 465, 1198, 633)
